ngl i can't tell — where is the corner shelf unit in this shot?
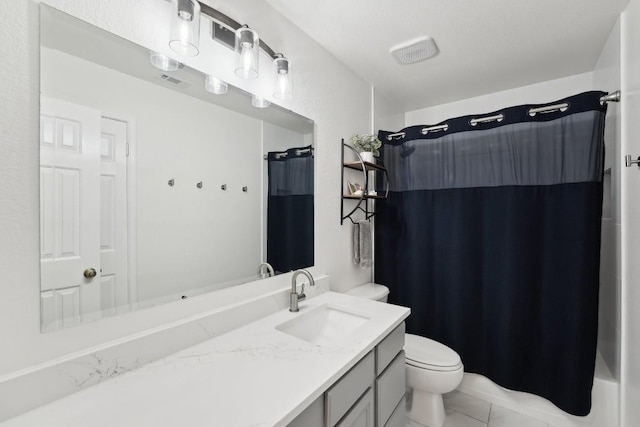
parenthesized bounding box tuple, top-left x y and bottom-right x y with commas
(341, 139, 389, 225)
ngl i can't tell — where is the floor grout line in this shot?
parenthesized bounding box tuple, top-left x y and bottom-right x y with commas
(487, 403, 492, 426)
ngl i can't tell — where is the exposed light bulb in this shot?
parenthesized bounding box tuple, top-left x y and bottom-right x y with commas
(235, 27, 259, 79)
(149, 51, 181, 71)
(273, 56, 292, 100)
(169, 0, 200, 57)
(205, 75, 228, 95)
(251, 95, 270, 109)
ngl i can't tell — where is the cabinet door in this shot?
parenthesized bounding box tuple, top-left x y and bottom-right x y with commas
(376, 351, 406, 426)
(384, 397, 406, 427)
(326, 351, 375, 426)
(336, 387, 374, 427)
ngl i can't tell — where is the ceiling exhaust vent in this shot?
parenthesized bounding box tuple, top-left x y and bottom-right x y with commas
(390, 36, 438, 65)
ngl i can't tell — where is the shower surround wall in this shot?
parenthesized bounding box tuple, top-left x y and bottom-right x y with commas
(593, 18, 622, 383)
(0, 0, 375, 418)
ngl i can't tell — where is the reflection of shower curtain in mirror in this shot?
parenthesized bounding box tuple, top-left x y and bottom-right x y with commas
(267, 146, 314, 273)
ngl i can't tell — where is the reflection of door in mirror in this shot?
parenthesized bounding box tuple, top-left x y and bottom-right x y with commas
(99, 117, 131, 317)
(40, 97, 132, 331)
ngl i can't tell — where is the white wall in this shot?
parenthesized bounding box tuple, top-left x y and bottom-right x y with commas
(405, 72, 595, 126)
(42, 47, 263, 303)
(620, 1, 640, 425)
(373, 87, 405, 134)
(0, 0, 372, 381)
(593, 19, 622, 381)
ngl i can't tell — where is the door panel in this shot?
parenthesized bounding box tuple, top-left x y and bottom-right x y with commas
(100, 117, 129, 313)
(40, 97, 101, 330)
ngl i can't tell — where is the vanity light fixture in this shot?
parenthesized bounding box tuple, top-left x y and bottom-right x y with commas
(273, 55, 292, 100)
(149, 51, 182, 71)
(162, 1, 293, 104)
(251, 95, 271, 109)
(205, 74, 228, 95)
(169, 0, 201, 57)
(235, 26, 260, 79)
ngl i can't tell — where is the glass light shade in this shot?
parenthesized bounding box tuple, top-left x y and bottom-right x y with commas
(235, 27, 259, 79)
(273, 56, 292, 100)
(150, 51, 181, 71)
(251, 95, 270, 109)
(205, 75, 228, 95)
(169, 0, 200, 57)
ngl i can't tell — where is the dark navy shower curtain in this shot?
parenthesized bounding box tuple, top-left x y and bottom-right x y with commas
(375, 91, 606, 416)
(267, 146, 314, 273)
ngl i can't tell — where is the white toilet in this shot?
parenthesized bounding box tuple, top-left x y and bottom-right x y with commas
(345, 283, 464, 427)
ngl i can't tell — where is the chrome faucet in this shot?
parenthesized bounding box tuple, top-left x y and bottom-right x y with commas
(257, 262, 275, 279)
(290, 269, 315, 312)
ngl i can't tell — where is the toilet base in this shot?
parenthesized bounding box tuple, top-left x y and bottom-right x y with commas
(407, 388, 446, 427)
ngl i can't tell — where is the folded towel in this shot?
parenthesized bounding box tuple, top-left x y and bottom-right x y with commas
(358, 221, 372, 268)
(353, 222, 361, 265)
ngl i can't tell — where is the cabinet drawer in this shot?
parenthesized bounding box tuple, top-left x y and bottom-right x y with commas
(375, 323, 405, 375)
(383, 396, 406, 427)
(326, 351, 375, 427)
(336, 387, 374, 427)
(375, 351, 406, 426)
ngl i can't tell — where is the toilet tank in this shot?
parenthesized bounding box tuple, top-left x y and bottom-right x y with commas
(345, 283, 390, 302)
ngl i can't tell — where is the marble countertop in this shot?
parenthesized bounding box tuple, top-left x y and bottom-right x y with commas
(3, 292, 410, 427)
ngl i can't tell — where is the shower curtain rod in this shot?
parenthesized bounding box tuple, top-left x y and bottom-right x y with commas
(385, 90, 621, 140)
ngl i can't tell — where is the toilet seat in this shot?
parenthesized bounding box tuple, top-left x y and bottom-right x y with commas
(404, 333, 462, 372)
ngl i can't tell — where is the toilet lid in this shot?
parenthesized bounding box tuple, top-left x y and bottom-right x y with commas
(404, 333, 462, 371)
(345, 283, 389, 301)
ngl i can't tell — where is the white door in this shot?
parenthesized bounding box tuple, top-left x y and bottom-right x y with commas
(621, 1, 640, 425)
(99, 117, 129, 316)
(40, 97, 102, 330)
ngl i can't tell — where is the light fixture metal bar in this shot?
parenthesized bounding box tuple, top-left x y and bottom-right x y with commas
(197, 1, 279, 59)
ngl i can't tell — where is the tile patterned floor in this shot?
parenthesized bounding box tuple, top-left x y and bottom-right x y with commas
(406, 390, 549, 427)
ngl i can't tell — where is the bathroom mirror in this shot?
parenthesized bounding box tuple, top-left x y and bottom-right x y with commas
(39, 6, 314, 332)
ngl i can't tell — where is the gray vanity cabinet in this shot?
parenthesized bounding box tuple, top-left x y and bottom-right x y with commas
(288, 322, 406, 427)
(375, 352, 406, 427)
(327, 352, 376, 425)
(336, 388, 375, 427)
(374, 323, 406, 427)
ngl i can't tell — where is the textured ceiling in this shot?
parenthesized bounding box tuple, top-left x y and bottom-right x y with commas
(265, 0, 630, 112)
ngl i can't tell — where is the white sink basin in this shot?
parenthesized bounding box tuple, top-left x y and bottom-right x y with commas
(276, 304, 371, 346)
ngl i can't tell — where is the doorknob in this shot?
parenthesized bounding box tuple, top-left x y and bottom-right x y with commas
(83, 268, 97, 279)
